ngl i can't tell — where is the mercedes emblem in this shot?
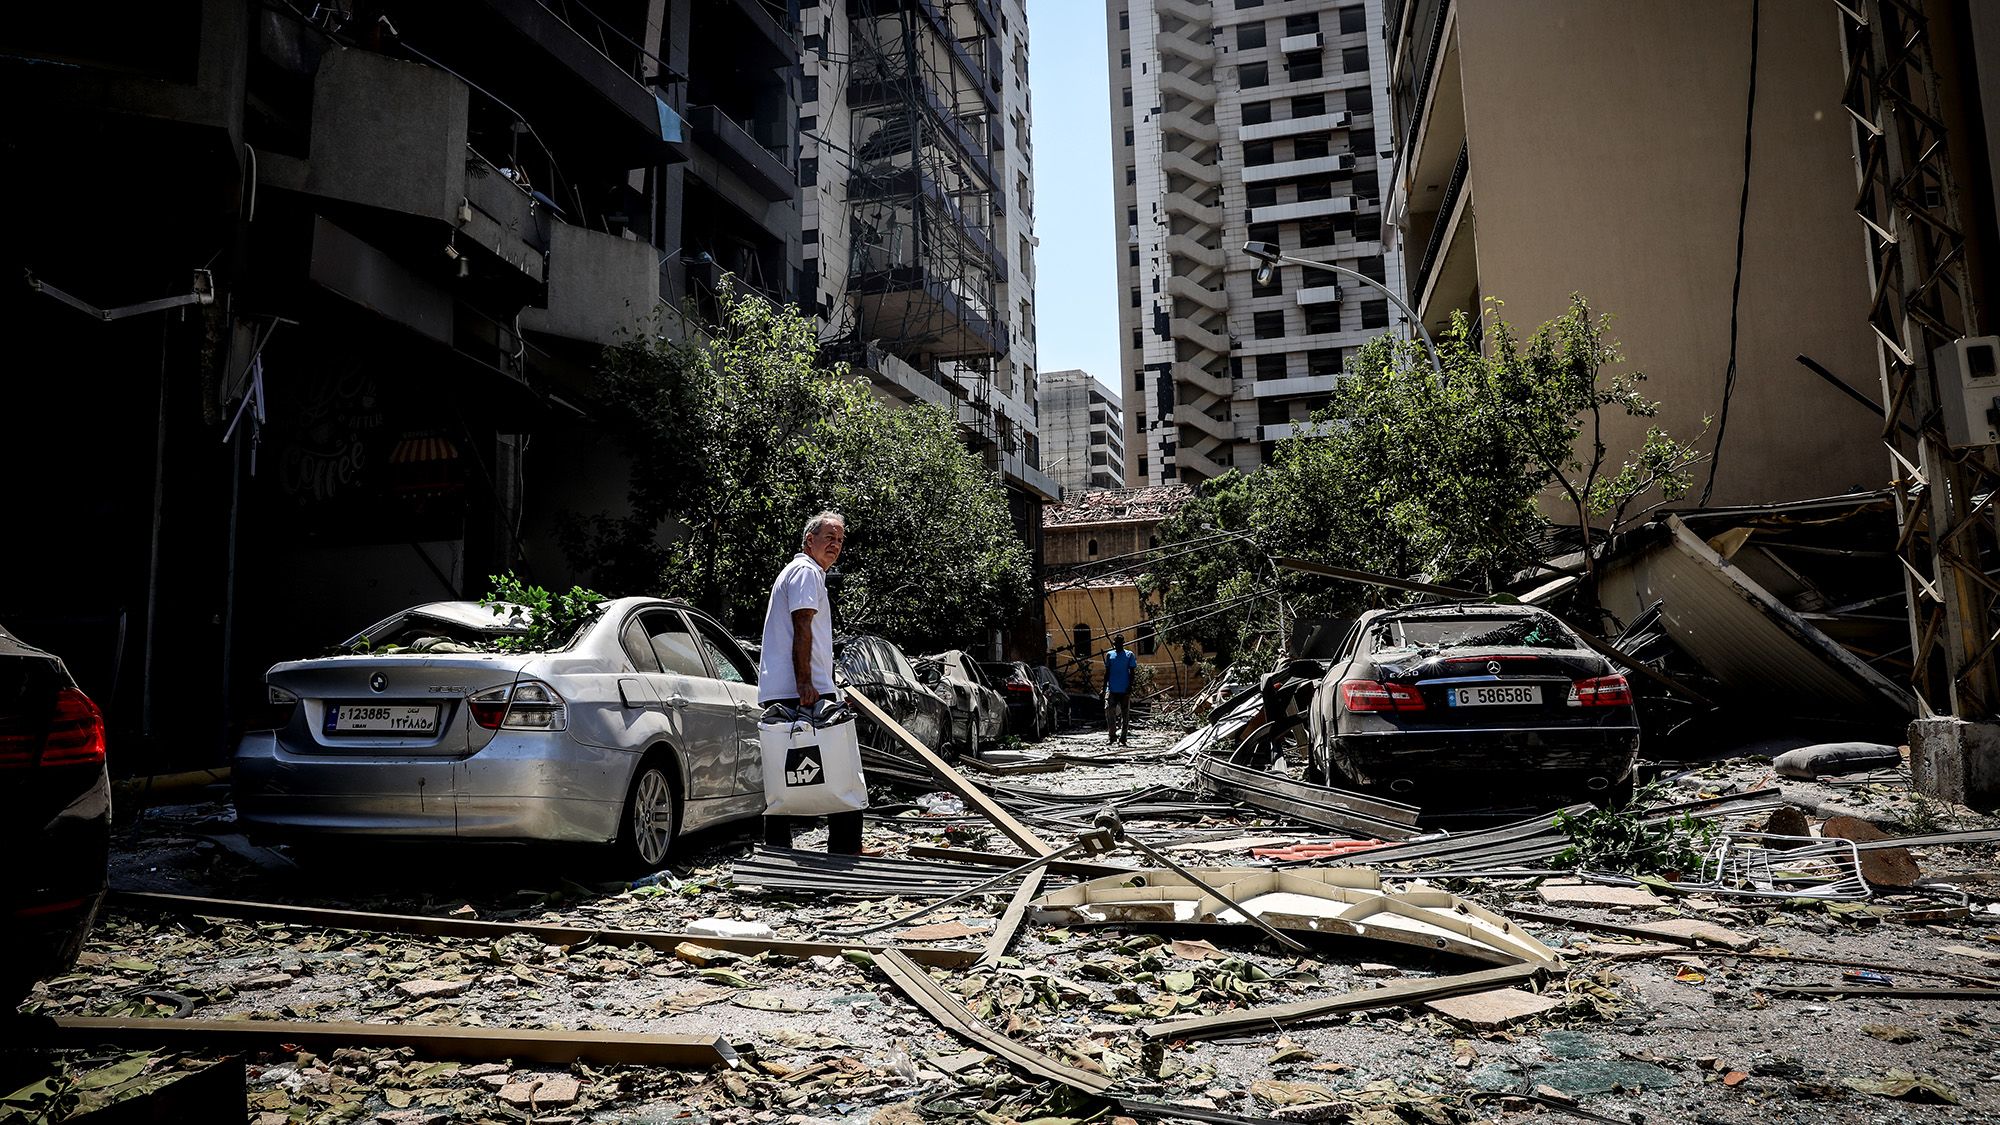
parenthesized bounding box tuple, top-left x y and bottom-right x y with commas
(1486, 661, 1502, 676)
(369, 672, 388, 693)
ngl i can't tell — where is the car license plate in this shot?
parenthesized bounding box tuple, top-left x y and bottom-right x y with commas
(324, 703, 440, 734)
(1446, 685, 1541, 707)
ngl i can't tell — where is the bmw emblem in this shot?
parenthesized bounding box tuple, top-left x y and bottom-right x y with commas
(1486, 661, 1502, 676)
(370, 673, 388, 693)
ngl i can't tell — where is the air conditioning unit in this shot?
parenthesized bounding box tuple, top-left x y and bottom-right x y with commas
(1937, 336, 2000, 448)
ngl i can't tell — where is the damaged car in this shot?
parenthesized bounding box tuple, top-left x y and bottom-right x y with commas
(838, 634, 951, 756)
(1307, 603, 1639, 803)
(233, 598, 767, 870)
(919, 650, 1007, 755)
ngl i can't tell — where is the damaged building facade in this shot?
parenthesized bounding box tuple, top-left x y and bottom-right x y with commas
(1106, 0, 1404, 486)
(800, 0, 1059, 652)
(1042, 486, 1211, 695)
(1036, 369, 1126, 496)
(0, 0, 805, 770)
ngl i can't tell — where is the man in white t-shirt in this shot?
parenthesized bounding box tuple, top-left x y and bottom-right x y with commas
(757, 511, 860, 851)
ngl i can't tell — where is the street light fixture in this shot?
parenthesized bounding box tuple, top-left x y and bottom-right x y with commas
(1241, 241, 1444, 380)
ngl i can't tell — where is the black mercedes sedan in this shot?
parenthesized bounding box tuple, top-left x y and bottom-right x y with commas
(1307, 603, 1639, 804)
(0, 624, 111, 1007)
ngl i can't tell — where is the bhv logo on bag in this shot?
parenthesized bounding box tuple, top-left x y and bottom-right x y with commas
(785, 746, 824, 787)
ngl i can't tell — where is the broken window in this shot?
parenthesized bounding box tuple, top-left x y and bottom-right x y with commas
(1236, 22, 1265, 49)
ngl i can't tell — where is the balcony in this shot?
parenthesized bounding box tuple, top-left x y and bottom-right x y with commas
(1410, 140, 1468, 304)
(1280, 32, 1325, 54)
(1237, 111, 1349, 144)
(687, 104, 794, 202)
(1242, 152, 1356, 184)
(858, 344, 960, 411)
(519, 222, 660, 346)
(1260, 421, 1336, 441)
(851, 266, 1006, 359)
(1251, 376, 1339, 399)
(1248, 195, 1355, 225)
(1296, 284, 1342, 306)
(307, 49, 469, 225)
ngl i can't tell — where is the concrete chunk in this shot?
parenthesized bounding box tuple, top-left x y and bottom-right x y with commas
(1424, 988, 1564, 1028)
(1537, 882, 1665, 908)
(393, 979, 471, 1000)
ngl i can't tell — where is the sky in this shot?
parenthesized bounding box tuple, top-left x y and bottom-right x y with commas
(1026, 0, 1121, 403)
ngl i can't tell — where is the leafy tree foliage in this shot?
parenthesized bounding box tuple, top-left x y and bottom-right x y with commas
(565, 284, 1029, 651)
(1137, 472, 1271, 670)
(1144, 296, 1702, 664)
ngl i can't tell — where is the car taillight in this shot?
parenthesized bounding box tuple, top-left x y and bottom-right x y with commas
(39, 688, 107, 767)
(1569, 675, 1632, 708)
(1339, 680, 1425, 712)
(258, 684, 300, 730)
(469, 680, 567, 731)
(1004, 682, 1034, 693)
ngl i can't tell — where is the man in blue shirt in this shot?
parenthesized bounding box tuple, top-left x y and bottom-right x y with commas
(1103, 633, 1139, 746)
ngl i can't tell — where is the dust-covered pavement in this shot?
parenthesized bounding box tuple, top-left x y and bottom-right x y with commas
(17, 717, 2000, 1124)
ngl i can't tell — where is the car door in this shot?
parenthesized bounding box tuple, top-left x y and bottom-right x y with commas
(879, 641, 940, 749)
(687, 611, 763, 796)
(634, 609, 738, 800)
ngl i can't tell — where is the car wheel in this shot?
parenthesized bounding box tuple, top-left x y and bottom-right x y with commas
(618, 759, 678, 871)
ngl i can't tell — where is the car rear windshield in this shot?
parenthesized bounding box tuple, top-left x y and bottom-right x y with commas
(1371, 613, 1574, 651)
(351, 614, 533, 654)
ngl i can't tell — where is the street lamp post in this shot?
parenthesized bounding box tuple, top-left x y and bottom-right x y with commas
(1241, 241, 1444, 380)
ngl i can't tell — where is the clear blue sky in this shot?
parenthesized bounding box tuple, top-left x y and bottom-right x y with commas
(1027, 0, 1120, 402)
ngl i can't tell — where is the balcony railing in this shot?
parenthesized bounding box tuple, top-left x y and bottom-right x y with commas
(1411, 139, 1468, 303)
(1402, 0, 1452, 149)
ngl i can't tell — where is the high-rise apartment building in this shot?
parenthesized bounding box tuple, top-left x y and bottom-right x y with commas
(1385, 0, 1884, 505)
(1107, 0, 1403, 486)
(800, 0, 1056, 509)
(1038, 370, 1127, 495)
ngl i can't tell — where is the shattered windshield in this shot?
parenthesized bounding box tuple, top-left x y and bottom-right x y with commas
(1371, 614, 1573, 651)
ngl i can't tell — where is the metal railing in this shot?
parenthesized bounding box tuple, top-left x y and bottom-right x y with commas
(1410, 139, 1467, 304)
(1401, 0, 1452, 151)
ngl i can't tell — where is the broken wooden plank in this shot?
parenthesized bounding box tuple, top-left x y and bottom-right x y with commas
(1501, 907, 1756, 951)
(1769, 985, 2000, 1000)
(17, 1016, 737, 1068)
(108, 890, 978, 968)
(1849, 827, 2000, 850)
(848, 688, 1057, 857)
(976, 866, 1048, 969)
(1536, 882, 1667, 908)
(1138, 962, 1546, 1041)
(875, 950, 1112, 1094)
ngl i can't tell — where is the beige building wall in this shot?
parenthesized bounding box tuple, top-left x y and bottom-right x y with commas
(1395, 0, 1882, 509)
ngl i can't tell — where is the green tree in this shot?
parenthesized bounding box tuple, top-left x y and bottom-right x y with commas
(1145, 296, 1703, 645)
(565, 283, 1029, 650)
(1137, 471, 1274, 670)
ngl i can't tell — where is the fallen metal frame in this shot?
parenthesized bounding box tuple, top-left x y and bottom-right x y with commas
(108, 890, 979, 968)
(1189, 755, 1421, 840)
(6, 1015, 738, 1068)
(875, 950, 1112, 1095)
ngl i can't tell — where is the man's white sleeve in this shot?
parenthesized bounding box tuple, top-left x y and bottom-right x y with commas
(777, 564, 818, 616)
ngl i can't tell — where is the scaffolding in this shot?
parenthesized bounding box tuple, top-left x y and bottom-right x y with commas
(840, 0, 1008, 445)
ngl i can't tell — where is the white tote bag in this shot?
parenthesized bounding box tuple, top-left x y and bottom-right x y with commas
(760, 711, 869, 816)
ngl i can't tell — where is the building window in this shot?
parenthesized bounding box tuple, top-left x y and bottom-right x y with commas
(1126, 205, 1138, 226)
(1136, 411, 1147, 429)
(1133, 327, 1143, 348)
(1129, 245, 1140, 266)
(1138, 622, 1158, 655)
(1124, 126, 1134, 146)
(1138, 456, 1149, 477)
(1259, 397, 1290, 425)
(1131, 287, 1141, 308)
(1362, 299, 1389, 329)
(1256, 353, 1288, 380)
(803, 226, 819, 244)
(799, 157, 817, 186)
(1346, 86, 1374, 115)
(1308, 348, 1342, 376)
(1299, 216, 1336, 246)
(1286, 12, 1320, 34)
(1135, 368, 1146, 390)
(1121, 49, 1131, 68)
(1252, 264, 1282, 296)
(1243, 140, 1275, 167)
(1246, 183, 1278, 207)
(1074, 624, 1093, 662)
(1253, 310, 1286, 339)
(1294, 136, 1330, 160)
(1296, 175, 1334, 202)
(1235, 0, 1263, 7)
(1090, 452, 1109, 466)
(1351, 128, 1377, 158)
(1291, 93, 1326, 118)
(1358, 254, 1386, 282)
(799, 114, 817, 134)
(801, 75, 818, 102)
(1247, 221, 1281, 248)
(1356, 210, 1382, 241)
(1123, 86, 1133, 106)
(1240, 100, 1272, 126)
(1340, 5, 1366, 34)
(1305, 303, 1339, 334)
(1120, 10, 1129, 30)
(1236, 22, 1265, 49)
(1126, 165, 1136, 184)
(1238, 61, 1268, 88)
(1342, 46, 1369, 74)
(1288, 54, 1323, 81)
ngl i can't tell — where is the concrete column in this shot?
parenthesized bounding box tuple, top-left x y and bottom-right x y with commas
(1909, 717, 2000, 810)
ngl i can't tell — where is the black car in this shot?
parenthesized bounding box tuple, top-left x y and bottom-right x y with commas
(1307, 604, 1639, 803)
(837, 635, 951, 756)
(0, 624, 111, 1007)
(1030, 665, 1071, 732)
(981, 660, 1054, 740)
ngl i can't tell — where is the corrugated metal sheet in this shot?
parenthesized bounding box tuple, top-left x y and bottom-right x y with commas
(1596, 516, 1914, 720)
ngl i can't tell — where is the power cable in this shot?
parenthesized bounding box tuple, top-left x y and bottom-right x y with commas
(1699, 0, 1761, 505)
